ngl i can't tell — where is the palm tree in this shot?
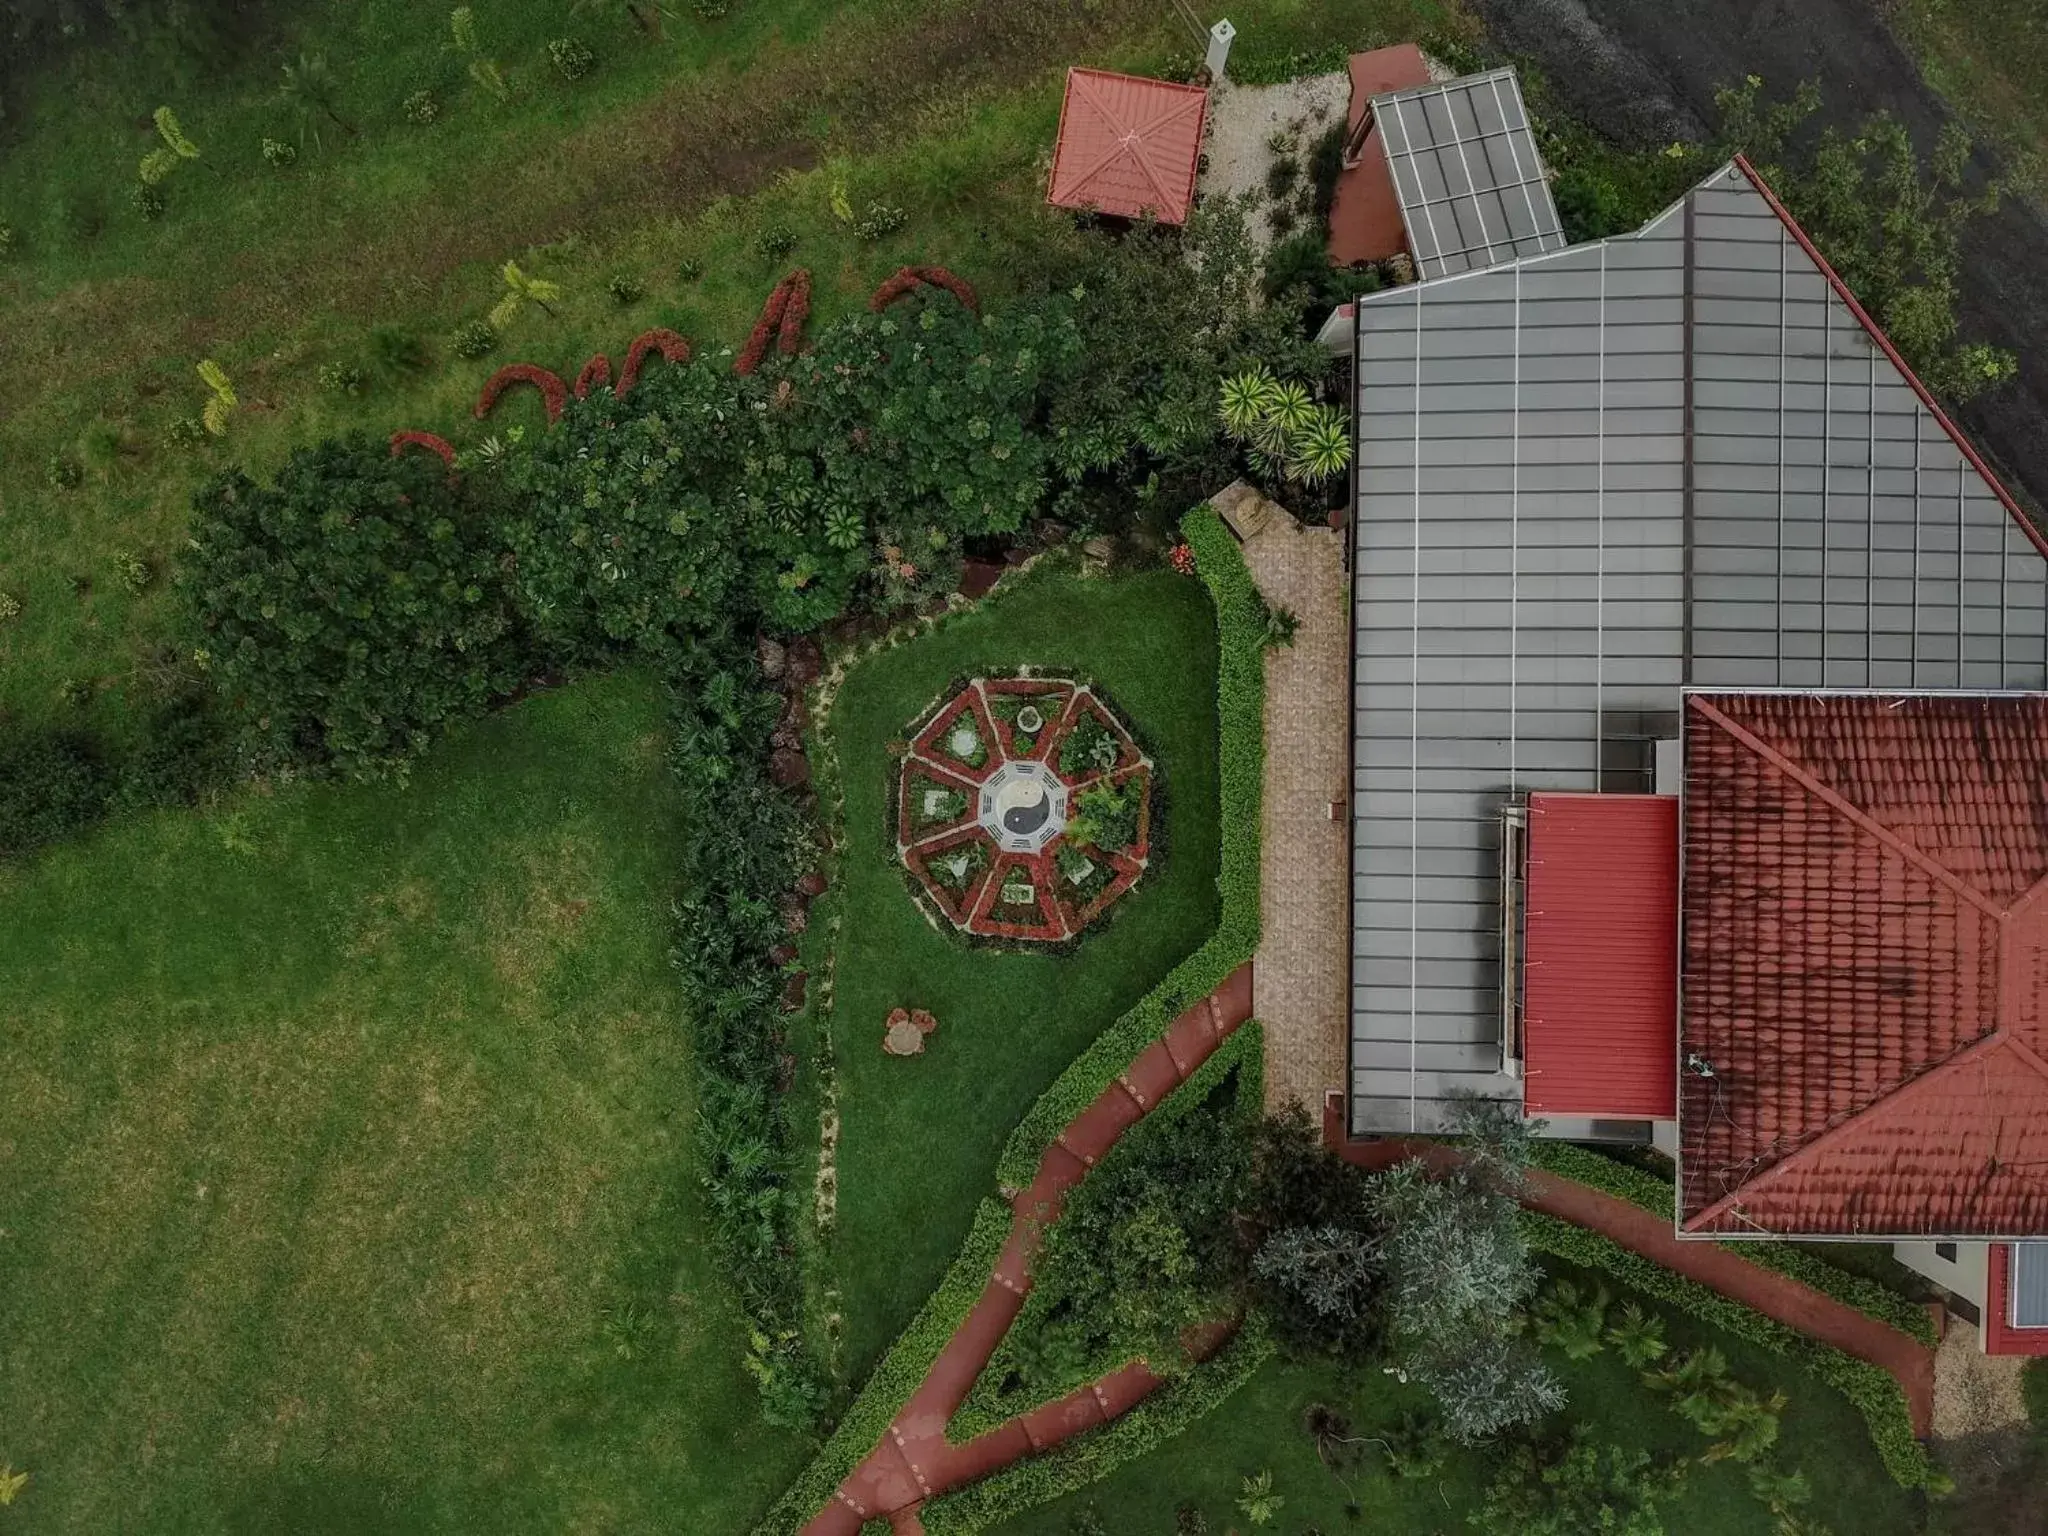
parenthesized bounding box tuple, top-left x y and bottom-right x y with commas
(1219, 368, 1277, 438)
(1606, 1301, 1670, 1368)
(489, 262, 563, 331)
(279, 53, 357, 146)
(196, 360, 238, 436)
(1286, 404, 1353, 486)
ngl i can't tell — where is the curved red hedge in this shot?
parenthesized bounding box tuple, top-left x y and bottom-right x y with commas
(737, 270, 811, 376)
(869, 264, 980, 316)
(617, 327, 692, 395)
(474, 363, 568, 423)
(573, 353, 613, 400)
(389, 430, 457, 468)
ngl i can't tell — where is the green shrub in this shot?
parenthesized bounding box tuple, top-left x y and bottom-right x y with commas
(755, 222, 797, 261)
(317, 361, 366, 396)
(2024, 1357, 2048, 1434)
(111, 548, 152, 595)
(0, 222, 13, 259)
(1522, 1212, 1938, 1488)
(131, 181, 166, 221)
(183, 433, 523, 780)
(854, 202, 906, 241)
(605, 270, 644, 305)
(370, 325, 431, 377)
(45, 453, 83, 490)
(452, 318, 499, 358)
(548, 35, 595, 80)
(0, 726, 115, 860)
(163, 415, 208, 450)
(403, 88, 440, 125)
(677, 256, 704, 284)
(0, 591, 19, 624)
(259, 136, 298, 169)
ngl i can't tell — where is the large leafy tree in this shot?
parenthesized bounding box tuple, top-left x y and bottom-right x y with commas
(183, 434, 522, 779)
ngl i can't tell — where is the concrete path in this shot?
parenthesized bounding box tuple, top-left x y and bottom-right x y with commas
(1211, 483, 1351, 1114)
(802, 964, 1256, 1536)
(1322, 1099, 1938, 1437)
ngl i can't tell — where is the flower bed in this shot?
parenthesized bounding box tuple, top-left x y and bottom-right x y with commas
(897, 674, 1151, 944)
(388, 429, 456, 467)
(572, 352, 613, 398)
(473, 361, 568, 423)
(617, 326, 692, 395)
(870, 264, 980, 315)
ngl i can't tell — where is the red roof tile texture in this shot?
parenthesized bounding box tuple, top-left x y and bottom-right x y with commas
(1046, 69, 1207, 225)
(1680, 692, 2048, 1238)
(1523, 793, 1679, 1120)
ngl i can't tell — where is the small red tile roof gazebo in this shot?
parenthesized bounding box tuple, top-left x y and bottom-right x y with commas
(1046, 68, 1208, 225)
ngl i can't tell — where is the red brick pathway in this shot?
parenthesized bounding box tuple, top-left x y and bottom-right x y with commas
(802, 964, 1257, 1536)
(1320, 1097, 1937, 1437)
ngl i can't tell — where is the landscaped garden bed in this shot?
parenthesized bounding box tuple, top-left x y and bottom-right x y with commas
(793, 562, 1222, 1389)
(896, 673, 1153, 944)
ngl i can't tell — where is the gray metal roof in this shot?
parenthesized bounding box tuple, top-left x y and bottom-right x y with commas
(1348, 160, 2048, 1136)
(2016, 1243, 2048, 1329)
(1371, 69, 1567, 280)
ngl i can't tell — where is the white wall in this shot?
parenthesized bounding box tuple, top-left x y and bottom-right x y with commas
(1893, 1240, 1988, 1317)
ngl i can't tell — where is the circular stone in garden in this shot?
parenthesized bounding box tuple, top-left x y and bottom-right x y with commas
(894, 674, 1154, 944)
(883, 1016, 926, 1056)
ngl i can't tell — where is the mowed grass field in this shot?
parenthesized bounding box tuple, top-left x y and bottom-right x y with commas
(0, 673, 810, 1534)
(809, 566, 1221, 1385)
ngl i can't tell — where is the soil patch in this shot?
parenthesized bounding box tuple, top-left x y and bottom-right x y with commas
(1467, 0, 2048, 522)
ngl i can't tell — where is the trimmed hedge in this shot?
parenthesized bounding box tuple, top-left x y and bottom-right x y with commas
(916, 1315, 1278, 1535)
(1528, 1142, 1939, 1346)
(754, 1197, 1014, 1536)
(1523, 1211, 1938, 1489)
(993, 504, 1265, 1190)
(948, 1023, 1266, 1441)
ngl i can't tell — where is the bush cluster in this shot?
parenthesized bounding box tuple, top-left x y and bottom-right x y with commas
(1523, 1211, 1939, 1489)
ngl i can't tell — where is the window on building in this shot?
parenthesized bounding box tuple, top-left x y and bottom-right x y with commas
(2015, 1242, 2048, 1329)
(1935, 1242, 1957, 1263)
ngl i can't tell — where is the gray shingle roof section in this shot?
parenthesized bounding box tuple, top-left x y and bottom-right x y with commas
(1348, 160, 2048, 1137)
(1372, 69, 1567, 280)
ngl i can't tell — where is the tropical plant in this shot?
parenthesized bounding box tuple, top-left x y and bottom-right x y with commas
(1251, 1224, 1384, 1349)
(1532, 1278, 1611, 1360)
(138, 104, 200, 186)
(605, 270, 644, 305)
(1607, 1301, 1670, 1368)
(1381, 1409, 1454, 1481)
(489, 260, 562, 330)
(453, 318, 499, 358)
(182, 433, 521, 780)
(449, 8, 510, 103)
(278, 52, 356, 144)
(403, 88, 441, 125)
(195, 359, 237, 436)
(259, 135, 297, 168)
(1066, 777, 1140, 853)
(1218, 365, 1352, 487)
(1472, 1427, 1687, 1536)
(0, 1463, 25, 1505)
(1236, 1470, 1282, 1527)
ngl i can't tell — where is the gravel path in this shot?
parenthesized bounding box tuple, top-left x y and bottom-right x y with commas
(1200, 72, 1347, 253)
(1933, 1316, 2033, 1439)
(1465, 0, 2048, 523)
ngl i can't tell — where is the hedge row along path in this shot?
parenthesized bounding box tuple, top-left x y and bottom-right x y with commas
(1319, 1100, 1939, 1437)
(803, 962, 1256, 1536)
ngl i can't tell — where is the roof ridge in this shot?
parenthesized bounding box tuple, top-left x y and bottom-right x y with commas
(1730, 155, 2048, 566)
(1682, 1030, 2014, 1233)
(1686, 695, 2006, 919)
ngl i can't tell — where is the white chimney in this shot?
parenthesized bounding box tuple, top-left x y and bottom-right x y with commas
(1206, 19, 1236, 81)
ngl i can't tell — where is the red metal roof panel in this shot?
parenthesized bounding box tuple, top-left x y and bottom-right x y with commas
(1523, 793, 1678, 1119)
(1047, 69, 1207, 225)
(1680, 692, 2048, 1238)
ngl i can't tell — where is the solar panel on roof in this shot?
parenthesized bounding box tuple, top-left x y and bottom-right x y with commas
(2016, 1243, 2048, 1329)
(1371, 69, 1567, 279)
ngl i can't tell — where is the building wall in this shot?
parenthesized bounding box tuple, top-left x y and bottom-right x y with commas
(1892, 1239, 1987, 1318)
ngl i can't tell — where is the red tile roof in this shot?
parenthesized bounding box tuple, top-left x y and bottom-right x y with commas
(1679, 692, 2048, 1238)
(1046, 69, 1207, 225)
(1327, 45, 1433, 266)
(1523, 793, 1679, 1119)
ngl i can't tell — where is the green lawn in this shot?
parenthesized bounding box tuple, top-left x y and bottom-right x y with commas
(1890, 0, 2048, 199)
(992, 1263, 1926, 1536)
(0, 672, 809, 1534)
(811, 566, 1222, 1385)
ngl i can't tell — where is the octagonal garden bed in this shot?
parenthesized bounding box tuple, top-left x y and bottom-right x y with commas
(897, 675, 1154, 943)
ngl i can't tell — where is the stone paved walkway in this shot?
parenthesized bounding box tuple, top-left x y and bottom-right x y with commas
(1211, 483, 1350, 1114)
(802, 964, 1257, 1536)
(1322, 1098, 1939, 1436)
